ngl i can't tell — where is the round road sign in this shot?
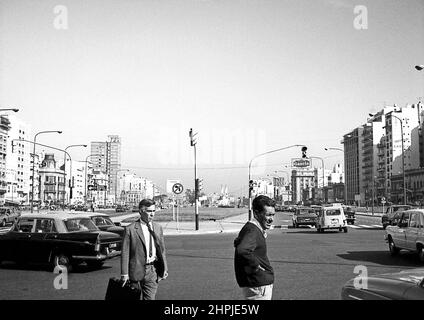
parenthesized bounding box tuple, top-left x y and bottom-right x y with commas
(172, 183, 184, 195)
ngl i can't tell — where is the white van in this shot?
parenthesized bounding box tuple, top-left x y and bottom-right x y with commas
(316, 206, 348, 233)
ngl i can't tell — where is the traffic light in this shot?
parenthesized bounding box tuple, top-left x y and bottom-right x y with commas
(249, 180, 254, 192)
(189, 128, 197, 146)
(301, 146, 308, 158)
(198, 178, 203, 191)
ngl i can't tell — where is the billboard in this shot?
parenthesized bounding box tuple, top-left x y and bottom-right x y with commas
(291, 158, 311, 168)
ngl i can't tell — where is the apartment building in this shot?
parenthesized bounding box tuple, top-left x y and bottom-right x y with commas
(5, 115, 31, 205)
(90, 135, 121, 203)
(0, 116, 11, 204)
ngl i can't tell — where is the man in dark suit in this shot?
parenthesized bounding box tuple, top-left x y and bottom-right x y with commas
(234, 195, 275, 300)
(120, 199, 168, 300)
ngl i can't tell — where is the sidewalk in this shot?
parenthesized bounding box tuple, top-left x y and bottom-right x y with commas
(160, 213, 249, 236)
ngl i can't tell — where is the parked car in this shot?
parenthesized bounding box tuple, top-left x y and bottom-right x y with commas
(74, 204, 88, 212)
(316, 206, 348, 233)
(341, 268, 424, 300)
(0, 213, 121, 271)
(382, 205, 412, 229)
(132, 206, 139, 212)
(0, 207, 20, 227)
(343, 206, 356, 225)
(292, 207, 318, 228)
(115, 205, 125, 213)
(384, 209, 424, 262)
(72, 212, 125, 237)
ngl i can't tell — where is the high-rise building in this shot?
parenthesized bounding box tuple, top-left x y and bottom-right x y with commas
(0, 116, 11, 204)
(344, 104, 422, 205)
(90, 135, 121, 202)
(343, 127, 364, 205)
(5, 115, 31, 205)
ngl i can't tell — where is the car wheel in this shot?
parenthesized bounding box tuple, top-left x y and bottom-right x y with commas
(343, 227, 348, 233)
(388, 239, 399, 256)
(52, 253, 73, 272)
(418, 246, 424, 263)
(86, 261, 104, 269)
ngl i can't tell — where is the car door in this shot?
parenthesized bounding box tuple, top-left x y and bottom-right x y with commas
(29, 218, 58, 263)
(9, 217, 36, 263)
(405, 212, 420, 251)
(393, 212, 409, 249)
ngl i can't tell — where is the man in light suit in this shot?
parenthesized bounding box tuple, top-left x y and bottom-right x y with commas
(120, 199, 168, 300)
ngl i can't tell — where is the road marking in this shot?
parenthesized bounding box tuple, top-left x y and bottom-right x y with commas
(347, 224, 383, 230)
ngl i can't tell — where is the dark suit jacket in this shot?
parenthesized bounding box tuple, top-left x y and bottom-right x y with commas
(234, 222, 274, 287)
(121, 220, 168, 281)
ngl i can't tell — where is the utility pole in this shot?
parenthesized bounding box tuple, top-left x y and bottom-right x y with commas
(189, 128, 199, 230)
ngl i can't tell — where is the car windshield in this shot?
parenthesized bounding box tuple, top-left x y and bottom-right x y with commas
(325, 209, 341, 216)
(298, 209, 316, 215)
(64, 218, 98, 232)
(393, 206, 411, 212)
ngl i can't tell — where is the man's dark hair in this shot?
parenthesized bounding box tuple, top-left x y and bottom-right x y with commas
(139, 199, 156, 209)
(252, 195, 275, 213)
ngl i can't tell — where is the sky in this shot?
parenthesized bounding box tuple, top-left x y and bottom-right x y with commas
(0, 0, 423, 195)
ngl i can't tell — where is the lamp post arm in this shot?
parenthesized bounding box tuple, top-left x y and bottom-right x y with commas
(248, 144, 305, 220)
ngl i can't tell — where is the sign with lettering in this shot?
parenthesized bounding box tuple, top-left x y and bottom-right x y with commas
(291, 158, 311, 168)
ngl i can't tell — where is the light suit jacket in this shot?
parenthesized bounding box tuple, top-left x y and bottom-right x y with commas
(120, 219, 168, 281)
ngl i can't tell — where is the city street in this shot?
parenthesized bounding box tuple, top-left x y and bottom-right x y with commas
(0, 212, 421, 300)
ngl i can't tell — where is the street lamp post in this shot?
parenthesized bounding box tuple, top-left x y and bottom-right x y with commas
(248, 144, 305, 221)
(30, 130, 62, 213)
(391, 112, 406, 205)
(63, 144, 87, 208)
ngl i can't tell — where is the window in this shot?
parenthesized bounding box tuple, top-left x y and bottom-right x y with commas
(399, 213, 410, 227)
(35, 219, 57, 233)
(14, 218, 35, 233)
(409, 213, 420, 228)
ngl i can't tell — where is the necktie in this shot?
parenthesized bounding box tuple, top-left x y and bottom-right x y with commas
(147, 223, 155, 258)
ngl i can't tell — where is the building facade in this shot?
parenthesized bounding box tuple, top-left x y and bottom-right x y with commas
(5, 115, 31, 205)
(39, 154, 66, 206)
(0, 116, 11, 204)
(90, 135, 121, 203)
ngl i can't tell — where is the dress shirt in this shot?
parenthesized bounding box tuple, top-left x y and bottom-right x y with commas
(140, 221, 157, 263)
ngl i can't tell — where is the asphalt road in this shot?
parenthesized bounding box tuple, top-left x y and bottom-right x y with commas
(0, 212, 423, 300)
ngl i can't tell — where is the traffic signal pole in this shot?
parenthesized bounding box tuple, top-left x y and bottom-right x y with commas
(194, 144, 199, 230)
(189, 128, 199, 230)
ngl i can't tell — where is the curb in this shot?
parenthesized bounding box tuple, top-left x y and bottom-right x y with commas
(164, 229, 241, 236)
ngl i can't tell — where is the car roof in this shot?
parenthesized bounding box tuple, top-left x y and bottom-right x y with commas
(67, 212, 109, 217)
(20, 212, 95, 220)
(404, 209, 424, 213)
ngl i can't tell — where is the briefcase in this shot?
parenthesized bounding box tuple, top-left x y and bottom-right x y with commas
(105, 277, 141, 300)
